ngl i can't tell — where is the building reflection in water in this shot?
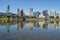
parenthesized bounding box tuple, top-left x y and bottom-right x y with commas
(29, 21, 49, 31)
(39, 21, 48, 29)
(49, 20, 59, 30)
(28, 20, 59, 31)
(6, 20, 17, 33)
(38, 20, 59, 30)
(34, 22, 40, 28)
(0, 19, 59, 33)
(39, 21, 45, 29)
(17, 20, 24, 30)
(0, 19, 17, 33)
(7, 23, 10, 33)
(42, 21, 48, 29)
(29, 22, 33, 31)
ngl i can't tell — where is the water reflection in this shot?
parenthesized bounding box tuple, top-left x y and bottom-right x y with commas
(17, 20, 25, 30)
(7, 23, 10, 33)
(0, 20, 17, 25)
(49, 20, 59, 30)
(0, 20, 60, 40)
(0, 20, 59, 30)
(29, 22, 34, 31)
(39, 21, 48, 29)
(0, 20, 59, 31)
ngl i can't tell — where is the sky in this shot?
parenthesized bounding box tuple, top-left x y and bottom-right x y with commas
(0, 0, 60, 15)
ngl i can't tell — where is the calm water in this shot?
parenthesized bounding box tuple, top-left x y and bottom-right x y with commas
(0, 20, 60, 40)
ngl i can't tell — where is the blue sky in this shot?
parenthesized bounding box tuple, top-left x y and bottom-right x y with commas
(0, 0, 60, 15)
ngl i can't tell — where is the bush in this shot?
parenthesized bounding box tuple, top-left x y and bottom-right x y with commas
(50, 16, 54, 18)
(33, 16, 36, 18)
(50, 21, 54, 24)
(25, 16, 36, 18)
(25, 16, 31, 18)
(56, 16, 59, 18)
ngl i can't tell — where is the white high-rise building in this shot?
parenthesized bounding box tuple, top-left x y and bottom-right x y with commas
(39, 11, 45, 18)
(39, 10, 48, 18)
(50, 10, 56, 18)
(29, 8, 33, 16)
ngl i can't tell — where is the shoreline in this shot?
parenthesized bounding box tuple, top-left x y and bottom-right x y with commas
(0, 18, 59, 21)
(26, 18, 59, 21)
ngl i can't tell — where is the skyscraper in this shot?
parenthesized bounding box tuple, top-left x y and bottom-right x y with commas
(20, 9, 24, 16)
(17, 8, 19, 14)
(43, 10, 49, 18)
(17, 9, 24, 17)
(29, 8, 33, 16)
(17, 8, 20, 17)
(50, 10, 56, 18)
(7, 5, 10, 13)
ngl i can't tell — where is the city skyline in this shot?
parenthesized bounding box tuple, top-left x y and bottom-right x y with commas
(0, 0, 60, 15)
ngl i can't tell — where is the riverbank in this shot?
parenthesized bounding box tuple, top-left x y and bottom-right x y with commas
(26, 18, 59, 21)
(0, 18, 59, 21)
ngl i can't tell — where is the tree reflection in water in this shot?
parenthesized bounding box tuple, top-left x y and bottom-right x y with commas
(0, 20, 59, 32)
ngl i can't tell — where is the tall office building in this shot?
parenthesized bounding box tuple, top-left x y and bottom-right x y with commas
(43, 10, 49, 18)
(17, 8, 19, 15)
(17, 9, 24, 17)
(7, 5, 10, 13)
(29, 8, 33, 16)
(50, 10, 56, 18)
(20, 9, 24, 16)
(17, 8, 20, 17)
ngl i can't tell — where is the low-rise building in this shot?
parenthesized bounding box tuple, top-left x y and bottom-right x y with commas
(33, 12, 40, 17)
